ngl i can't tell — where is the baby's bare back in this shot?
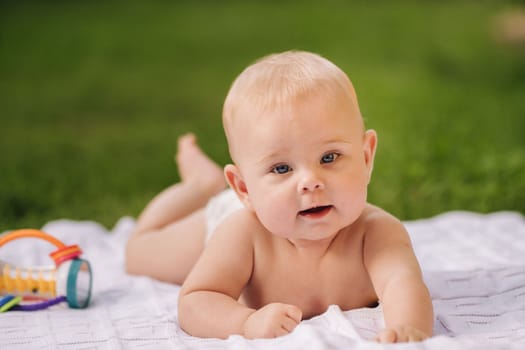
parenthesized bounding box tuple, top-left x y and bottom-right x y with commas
(240, 218, 379, 319)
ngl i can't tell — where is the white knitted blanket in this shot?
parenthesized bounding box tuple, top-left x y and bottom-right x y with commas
(1, 211, 524, 349)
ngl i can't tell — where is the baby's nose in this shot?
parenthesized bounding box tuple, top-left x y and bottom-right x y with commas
(298, 174, 325, 193)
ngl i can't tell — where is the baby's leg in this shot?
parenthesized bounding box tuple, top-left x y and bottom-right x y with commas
(125, 134, 225, 284)
(126, 209, 207, 284)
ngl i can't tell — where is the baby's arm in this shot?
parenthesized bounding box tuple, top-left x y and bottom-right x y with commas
(363, 212, 433, 343)
(178, 210, 302, 339)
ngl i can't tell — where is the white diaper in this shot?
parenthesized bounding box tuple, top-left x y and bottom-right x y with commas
(205, 188, 244, 242)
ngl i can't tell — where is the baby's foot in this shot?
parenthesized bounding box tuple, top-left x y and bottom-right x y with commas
(176, 133, 226, 195)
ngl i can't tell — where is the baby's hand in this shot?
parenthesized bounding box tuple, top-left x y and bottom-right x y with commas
(243, 303, 302, 338)
(374, 325, 429, 343)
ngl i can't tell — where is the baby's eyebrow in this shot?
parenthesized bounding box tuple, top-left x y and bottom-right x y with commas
(256, 150, 288, 165)
(257, 141, 353, 162)
(321, 139, 353, 148)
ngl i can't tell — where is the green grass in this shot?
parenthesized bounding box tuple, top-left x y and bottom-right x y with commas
(1, 0, 524, 231)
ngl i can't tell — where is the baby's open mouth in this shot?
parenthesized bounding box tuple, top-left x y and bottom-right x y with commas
(299, 205, 333, 217)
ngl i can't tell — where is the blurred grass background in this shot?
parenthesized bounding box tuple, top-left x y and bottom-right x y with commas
(1, 0, 524, 231)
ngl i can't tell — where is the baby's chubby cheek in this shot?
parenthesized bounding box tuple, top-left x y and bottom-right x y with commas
(253, 202, 294, 237)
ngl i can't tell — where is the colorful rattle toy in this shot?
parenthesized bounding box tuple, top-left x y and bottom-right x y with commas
(0, 229, 92, 311)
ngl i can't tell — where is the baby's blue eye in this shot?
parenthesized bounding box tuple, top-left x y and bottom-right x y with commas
(272, 164, 291, 174)
(321, 153, 338, 164)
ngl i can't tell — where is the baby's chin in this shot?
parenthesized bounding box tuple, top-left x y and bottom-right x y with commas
(280, 227, 343, 244)
(257, 212, 345, 241)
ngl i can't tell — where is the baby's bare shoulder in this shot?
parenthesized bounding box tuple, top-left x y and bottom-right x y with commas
(360, 204, 405, 231)
(358, 206, 416, 265)
(357, 204, 411, 249)
(210, 208, 267, 247)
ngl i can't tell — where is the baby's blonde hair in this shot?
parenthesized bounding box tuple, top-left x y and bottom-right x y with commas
(222, 50, 361, 158)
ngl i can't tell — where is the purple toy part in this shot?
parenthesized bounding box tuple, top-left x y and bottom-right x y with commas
(10, 296, 67, 311)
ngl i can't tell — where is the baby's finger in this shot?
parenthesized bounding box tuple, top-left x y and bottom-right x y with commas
(375, 329, 396, 343)
(408, 334, 419, 342)
(396, 331, 409, 343)
(285, 304, 303, 323)
(408, 331, 425, 342)
(274, 326, 290, 338)
(281, 314, 300, 332)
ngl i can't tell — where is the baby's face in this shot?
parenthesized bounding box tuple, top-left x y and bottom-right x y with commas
(230, 93, 376, 242)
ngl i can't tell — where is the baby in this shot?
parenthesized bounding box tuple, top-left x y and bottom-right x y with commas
(125, 50, 434, 343)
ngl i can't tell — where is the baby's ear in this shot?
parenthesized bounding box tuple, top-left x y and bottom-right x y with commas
(363, 129, 378, 183)
(224, 164, 253, 210)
